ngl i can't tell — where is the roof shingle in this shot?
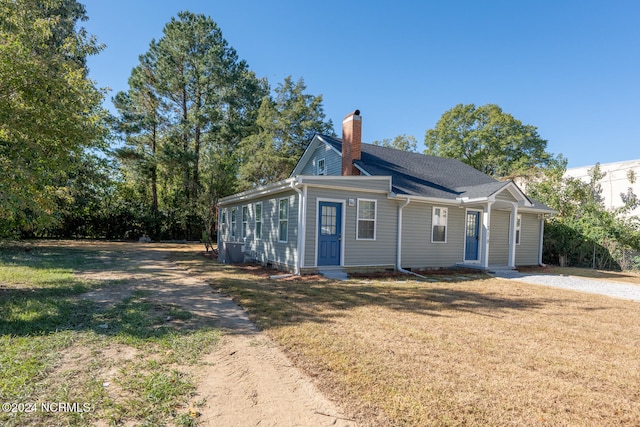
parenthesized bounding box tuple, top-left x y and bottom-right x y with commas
(321, 134, 502, 200)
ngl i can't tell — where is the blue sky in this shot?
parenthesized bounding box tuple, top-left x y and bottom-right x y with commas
(82, 0, 639, 168)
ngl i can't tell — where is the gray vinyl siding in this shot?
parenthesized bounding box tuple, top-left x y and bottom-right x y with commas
(303, 187, 397, 267)
(219, 190, 299, 269)
(516, 213, 541, 265)
(299, 144, 342, 176)
(495, 190, 518, 203)
(489, 210, 510, 265)
(400, 202, 465, 269)
(300, 176, 391, 192)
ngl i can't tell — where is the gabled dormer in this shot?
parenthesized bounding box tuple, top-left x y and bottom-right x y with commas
(290, 110, 363, 178)
(290, 135, 342, 177)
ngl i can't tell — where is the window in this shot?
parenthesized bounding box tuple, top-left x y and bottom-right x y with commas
(255, 202, 262, 240)
(515, 214, 522, 245)
(231, 208, 236, 238)
(357, 199, 376, 240)
(432, 207, 448, 243)
(317, 158, 326, 175)
(221, 210, 226, 225)
(279, 198, 289, 242)
(242, 205, 249, 238)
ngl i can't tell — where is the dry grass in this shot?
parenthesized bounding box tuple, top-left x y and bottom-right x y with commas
(172, 254, 640, 426)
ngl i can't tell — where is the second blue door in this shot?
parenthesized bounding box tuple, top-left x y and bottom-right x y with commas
(465, 211, 480, 261)
(318, 202, 342, 266)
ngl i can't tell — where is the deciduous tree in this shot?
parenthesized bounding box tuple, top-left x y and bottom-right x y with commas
(424, 104, 562, 180)
(0, 0, 106, 236)
(529, 164, 640, 270)
(372, 134, 417, 152)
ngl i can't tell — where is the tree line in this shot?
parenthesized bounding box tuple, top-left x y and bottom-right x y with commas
(2, 1, 638, 269)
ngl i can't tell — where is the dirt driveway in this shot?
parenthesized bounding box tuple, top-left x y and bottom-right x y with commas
(61, 241, 355, 426)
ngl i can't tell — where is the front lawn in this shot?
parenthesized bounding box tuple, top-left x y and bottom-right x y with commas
(172, 254, 640, 426)
(0, 242, 219, 427)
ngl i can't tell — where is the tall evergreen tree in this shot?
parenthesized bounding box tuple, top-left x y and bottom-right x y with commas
(115, 11, 265, 238)
(238, 76, 334, 189)
(113, 49, 164, 236)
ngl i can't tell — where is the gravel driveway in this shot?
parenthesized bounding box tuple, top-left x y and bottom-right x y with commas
(492, 269, 640, 302)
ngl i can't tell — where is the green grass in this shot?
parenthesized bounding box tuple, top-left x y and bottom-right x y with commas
(0, 243, 220, 426)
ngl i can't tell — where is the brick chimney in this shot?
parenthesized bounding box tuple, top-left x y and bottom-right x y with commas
(341, 110, 362, 176)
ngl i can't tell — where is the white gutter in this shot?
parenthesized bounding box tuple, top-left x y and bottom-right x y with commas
(219, 177, 297, 204)
(291, 181, 305, 275)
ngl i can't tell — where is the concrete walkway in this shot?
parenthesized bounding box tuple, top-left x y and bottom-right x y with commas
(491, 269, 640, 302)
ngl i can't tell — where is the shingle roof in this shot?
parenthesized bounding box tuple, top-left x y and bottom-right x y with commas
(321, 135, 503, 200)
(319, 134, 553, 211)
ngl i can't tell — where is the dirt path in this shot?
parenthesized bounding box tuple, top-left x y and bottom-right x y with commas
(70, 241, 355, 426)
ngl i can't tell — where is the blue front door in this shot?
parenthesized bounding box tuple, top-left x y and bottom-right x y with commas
(317, 202, 342, 266)
(465, 211, 480, 261)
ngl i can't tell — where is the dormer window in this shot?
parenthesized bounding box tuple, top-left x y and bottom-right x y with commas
(317, 158, 326, 175)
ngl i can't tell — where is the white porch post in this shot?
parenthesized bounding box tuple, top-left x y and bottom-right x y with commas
(481, 202, 492, 269)
(508, 203, 518, 268)
(539, 217, 545, 265)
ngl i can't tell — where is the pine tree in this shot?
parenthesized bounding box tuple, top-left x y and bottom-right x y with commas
(115, 11, 265, 238)
(238, 76, 334, 189)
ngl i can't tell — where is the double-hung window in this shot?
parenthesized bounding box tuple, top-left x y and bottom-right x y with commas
(515, 214, 522, 245)
(357, 199, 376, 240)
(255, 202, 262, 240)
(231, 208, 236, 238)
(317, 158, 326, 175)
(432, 207, 448, 243)
(242, 205, 249, 238)
(279, 198, 289, 242)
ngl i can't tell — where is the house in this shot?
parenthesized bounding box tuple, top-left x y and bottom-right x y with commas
(565, 160, 640, 217)
(218, 110, 555, 274)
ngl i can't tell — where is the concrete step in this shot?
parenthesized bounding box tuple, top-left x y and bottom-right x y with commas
(319, 269, 348, 281)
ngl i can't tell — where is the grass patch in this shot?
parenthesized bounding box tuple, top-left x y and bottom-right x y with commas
(174, 257, 640, 426)
(0, 243, 220, 427)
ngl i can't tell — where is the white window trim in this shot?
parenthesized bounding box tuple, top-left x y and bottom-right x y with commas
(255, 202, 262, 240)
(242, 205, 249, 238)
(317, 158, 326, 175)
(356, 199, 377, 240)
(515, 214, 522, 245)
(231, 207, 236, 238)
(431, 206, 448, 243)
(279, 197, 289, 243)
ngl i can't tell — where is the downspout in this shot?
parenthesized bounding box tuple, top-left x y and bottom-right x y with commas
(291, 181, 305, 275)
(396, 197, 427, 279)
(538, 215, 546, 267)
(508, 203, 517, 269)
